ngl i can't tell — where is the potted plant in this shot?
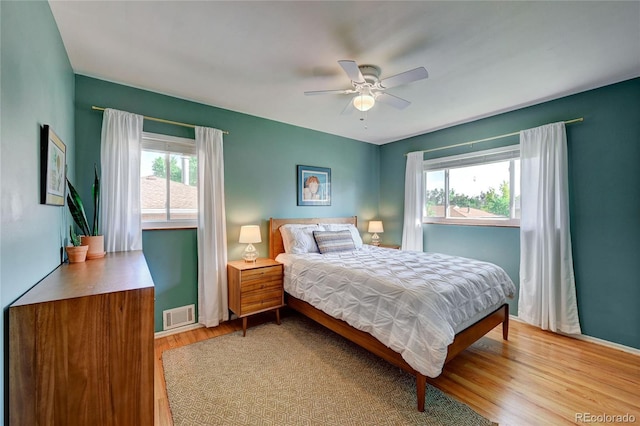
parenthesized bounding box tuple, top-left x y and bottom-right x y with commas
(65, 225, 88, 263)
(67, 164, 105, 259)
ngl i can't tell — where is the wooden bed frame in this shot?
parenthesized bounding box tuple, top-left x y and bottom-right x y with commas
(269, 217, 509, 412)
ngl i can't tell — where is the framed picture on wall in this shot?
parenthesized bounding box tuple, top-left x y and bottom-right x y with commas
(297, 165, 331, 206)
(40, 125, 66, 206)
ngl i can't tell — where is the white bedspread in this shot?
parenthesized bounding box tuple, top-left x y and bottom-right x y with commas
(276, 246, 516, 377)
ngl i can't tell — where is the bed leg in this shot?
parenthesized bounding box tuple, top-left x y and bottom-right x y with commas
(416, 374, 426, 412)
(502, 304, 509, 340)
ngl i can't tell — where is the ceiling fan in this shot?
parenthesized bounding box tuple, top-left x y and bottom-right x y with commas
(304, 60, 429, 114)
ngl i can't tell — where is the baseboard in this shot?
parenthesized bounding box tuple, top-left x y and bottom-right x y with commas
(560, 332, 640, 356)
(155, 322, 204, 339)
(510, 315, 640, 356)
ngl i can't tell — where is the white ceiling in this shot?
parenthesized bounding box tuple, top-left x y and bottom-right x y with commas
(49, 1, 640, 145)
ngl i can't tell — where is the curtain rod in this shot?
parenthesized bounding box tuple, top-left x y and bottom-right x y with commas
(406, 117, 583, 156)
(91, 106, 229, 135)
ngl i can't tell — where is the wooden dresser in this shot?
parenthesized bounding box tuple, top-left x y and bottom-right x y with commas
(9, 251, 155, 425)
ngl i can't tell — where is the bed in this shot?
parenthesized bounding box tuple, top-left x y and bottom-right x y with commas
(269, 216, 515, 411)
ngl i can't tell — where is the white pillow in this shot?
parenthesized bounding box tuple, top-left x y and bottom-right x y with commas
(279, 224, 323, 254)
(319, 223, 363, 248)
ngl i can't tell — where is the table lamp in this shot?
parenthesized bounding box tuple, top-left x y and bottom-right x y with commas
(239, 225, 261, 262)
(368, 221, 384, 246)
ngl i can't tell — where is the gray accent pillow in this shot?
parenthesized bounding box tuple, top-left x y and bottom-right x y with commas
(313, 230, 356, 254)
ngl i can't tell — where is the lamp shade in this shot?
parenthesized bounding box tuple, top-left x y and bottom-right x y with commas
(239, 225, 262, 244)
(368, 221, 384, 233)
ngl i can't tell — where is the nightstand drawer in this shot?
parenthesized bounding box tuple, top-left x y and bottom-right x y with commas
(241, 289, 283, 314)
(241, 277, 282, 293)
(240, 266, 282, 284)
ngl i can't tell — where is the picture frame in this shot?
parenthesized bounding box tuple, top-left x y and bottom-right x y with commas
(297, 165, 331, 206)
(40, 125, 66, 206)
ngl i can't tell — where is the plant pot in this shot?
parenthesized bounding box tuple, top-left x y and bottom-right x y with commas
(66, 245, 89, 263)
(81, 235, 105, 259)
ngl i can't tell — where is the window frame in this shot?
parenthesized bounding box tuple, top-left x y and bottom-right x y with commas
(141, 132, 198, 230)
(423, 145, 520, 228)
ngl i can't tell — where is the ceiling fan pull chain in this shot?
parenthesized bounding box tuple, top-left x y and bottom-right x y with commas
(360, 110, 369, 130)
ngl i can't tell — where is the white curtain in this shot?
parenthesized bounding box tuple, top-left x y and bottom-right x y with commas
(401, 151, 424, 251)
(518, 122, 581, 334)
(100, 108, 143, 252)
(195, 126, 228, 327)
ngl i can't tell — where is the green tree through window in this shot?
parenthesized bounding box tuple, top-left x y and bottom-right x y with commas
(152, 155, 195, 185)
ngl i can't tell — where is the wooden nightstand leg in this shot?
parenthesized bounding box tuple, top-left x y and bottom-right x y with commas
(242, 317, 247, 337)
(275, 308, 281, 325)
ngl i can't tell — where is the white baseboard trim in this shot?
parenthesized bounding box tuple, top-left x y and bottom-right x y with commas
(155, 322, 204, 339)
(559, 332, 640, 356)
(510, 315, 640, 356)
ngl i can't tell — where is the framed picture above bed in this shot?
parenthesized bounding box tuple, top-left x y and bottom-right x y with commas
(40, 125, 66, 206)
(297, 165, 331, 206)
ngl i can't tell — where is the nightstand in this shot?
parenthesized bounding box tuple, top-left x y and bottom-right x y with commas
(379, 244, 401, 249)
(227, 258, 285, 336)
(368, 244, 401, 249)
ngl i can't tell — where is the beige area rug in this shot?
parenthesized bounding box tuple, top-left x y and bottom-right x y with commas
(163, 315, 496, 426)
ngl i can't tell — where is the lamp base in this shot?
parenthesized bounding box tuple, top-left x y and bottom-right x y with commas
(371, 233, 380, 246)
(243, 244, 258, 263)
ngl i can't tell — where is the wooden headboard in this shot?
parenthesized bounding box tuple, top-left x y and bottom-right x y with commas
(269, 216, 358, 259)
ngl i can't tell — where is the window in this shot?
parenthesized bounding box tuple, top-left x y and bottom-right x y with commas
(423, 145, 520, 227)
(141, 132, 197, 229)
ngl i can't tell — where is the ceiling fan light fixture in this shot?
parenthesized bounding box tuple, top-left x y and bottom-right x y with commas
(353, 94, 375, 112)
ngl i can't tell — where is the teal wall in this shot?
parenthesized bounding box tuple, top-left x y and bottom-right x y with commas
(380, 78, 640, 349)
(142, 229, 198, 330)
(74, 75, 380, 332)
(0, 1, 76, 422)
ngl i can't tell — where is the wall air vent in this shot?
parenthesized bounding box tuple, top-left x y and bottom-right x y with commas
(163, 304, 196, 330)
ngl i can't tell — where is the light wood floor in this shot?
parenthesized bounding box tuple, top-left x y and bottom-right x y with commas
(155, 310, 640, 426)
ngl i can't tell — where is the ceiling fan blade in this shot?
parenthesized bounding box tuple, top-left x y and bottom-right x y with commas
(304, 89, 355, 96)
(380, 67, 428, 89)
(340, 98, 356, 115)
(338, 60, 365, 83)
(376, 92, 411, 110)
